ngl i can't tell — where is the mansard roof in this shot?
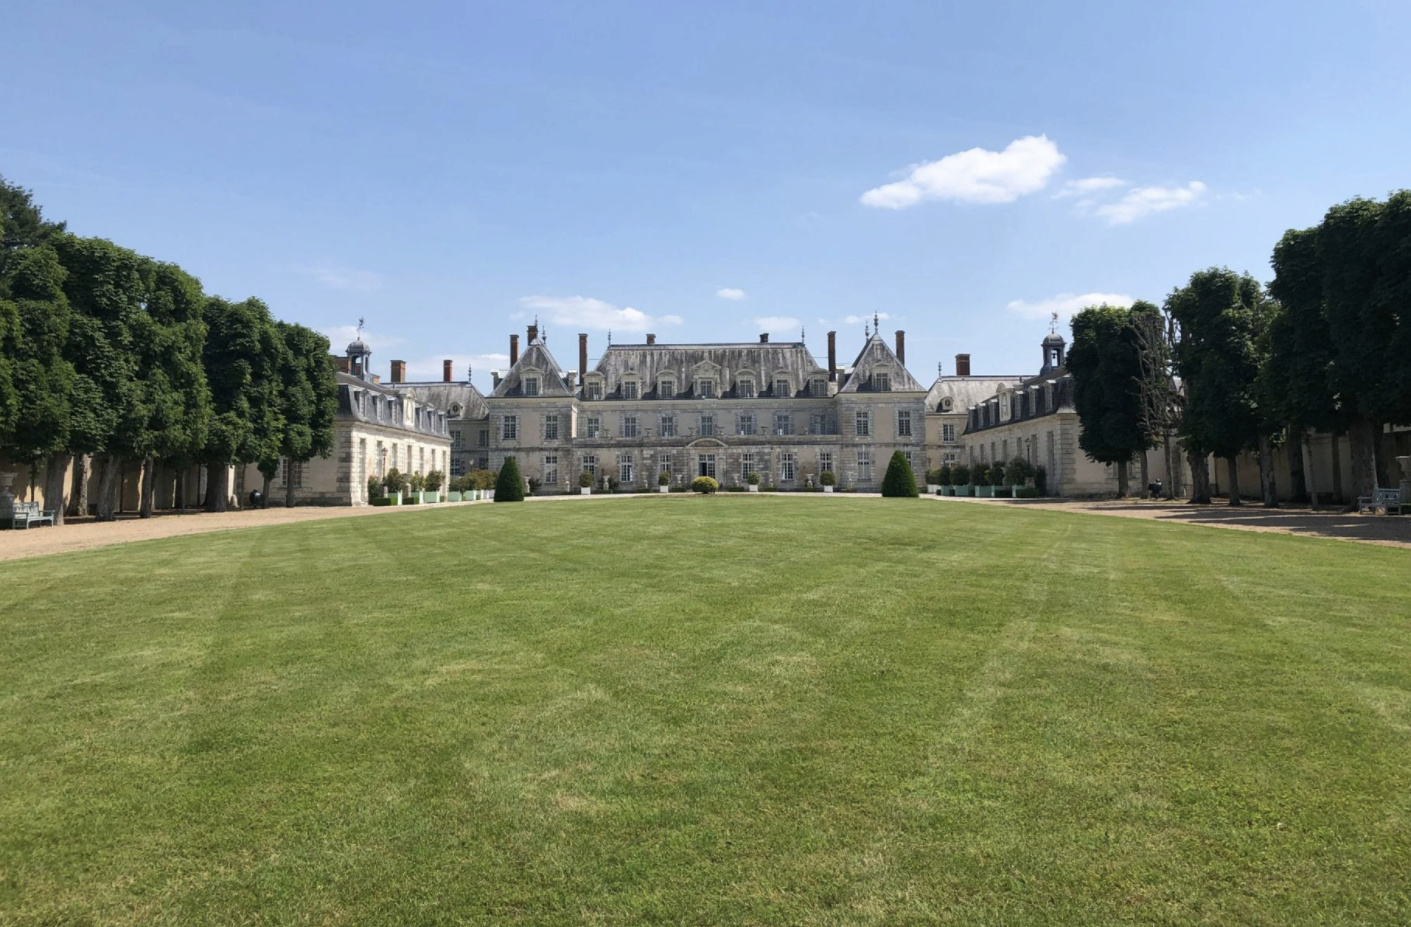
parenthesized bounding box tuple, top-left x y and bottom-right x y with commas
(925, 374, 1025, 413)
(593, 341, 829, 397)
(394, 382, 490, 420)
(836, 334, 925, 393)
(491, 338, 575, 398)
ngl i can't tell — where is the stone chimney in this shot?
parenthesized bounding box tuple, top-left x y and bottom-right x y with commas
(955, 353, 971, 377)
(510, 333, 519, 366)
(760, 333, 769, 343)
(527, 322, 538, 344)
(578, 333, 588, 389)
(646, 333, 656, 345)
(827, 331, 837, 382)
(390, 360, 406, 384)
(443, 359, 453, 383)
(492, 370, 502, 389)
(895, 330, 906, 366)
(335, 356, 351, 374)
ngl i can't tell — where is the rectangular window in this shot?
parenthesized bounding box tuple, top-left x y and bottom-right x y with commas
(897, 410, 913, 437)
(450, 458, 465, 477)
(858, 450, 872, 482)
(622, 381, 639, 400)
(659, 380, 674, 399)
(774, 413, 792, 436)
(451, 428, 463, 448)
(658, 451, 671, 477)
(476, 455, 489, 470)
(582, 454, 597, 477)
(585, 416, 601, 439)
(738, 413, 756, 436)
(740, 451, 755, 482)
(809, 413, 826, 436)
(523, 377, 540, 397)
(697, 454, 716, 478)
(819, 451, 833, 474)
(698, 380, 716, 399)
(774, 378, 790, 397)
(942, 423, 956, 443)
(619, 452, 634, 483)
(780, 452, 796, 482)
(544, 414, 559, 441)
(856, 411, 870, 437)
(699, 414, 715, 437)
(585, 381, 603, 401)
(543, 454, 558, 486)
(660, 414, 676, 438)
(738, 380, 756, 399)
(477, 428, 489, 448)
(280, 459, 303, 489)
(810, 378, 827, 397)
(622, 415, 639, 438)
(501, 415, 518, 441)
(873, 373, 891, 392)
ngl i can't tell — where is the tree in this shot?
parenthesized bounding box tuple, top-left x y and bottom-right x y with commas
(880, 450, 919, 497)
(1167, 269, 1265, 505)
(1132, 303, 1184, 500)
(495, 456, 525, 502)
(274, 322, 338, 507)
(1067, 303, 1153, 497)
(0, 176, 66, 287)
(200, 297, 285, 512)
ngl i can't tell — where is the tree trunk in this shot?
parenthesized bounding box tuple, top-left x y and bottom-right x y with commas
(139, 458, 157, 518)
(177, 468, 187, 511)
(1187, 450, 1211, 504)
(1257, 435, 1278, 508)
(68, 454, 90, 518)
(1330, 433, 1344, 504)
(1116, 459, 1130, 498)
(285, 462, 298, 508)
(1304, 432, 1320, 509)
(94, 454, 123, 522)
(205, 465, 230, 513)
(1138, 452, 1149, 494)
(1163, 432, 1178, 499)
(1286, 429, 1307, 502)
(43, 452, 71, 526)
(1225, 456, 1241, 506)
(1347, 418, 1379, 502)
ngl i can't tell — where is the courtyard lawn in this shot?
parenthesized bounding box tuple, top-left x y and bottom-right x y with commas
(2, 497, 1409, 926)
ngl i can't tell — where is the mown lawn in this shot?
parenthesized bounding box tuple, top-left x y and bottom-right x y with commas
(2, 496, 1409, 925)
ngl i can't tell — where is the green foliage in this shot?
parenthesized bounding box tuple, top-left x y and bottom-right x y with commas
(424, 470, 444, 492)
(0, 175, 66, 288)
(1035, 465, 1048, 496)
(495, 457, 525, 502)
(819, 469, 836, 486)
(2, 246, 75, 461)
(382, 468, 405, 494)
(987, 462, 1006, 486)
(367, 476, 383, 499)
(579, 469, 595, 489)
(746, 471, 761, 486)
(1015, 486, 1041, 498)
(938, 464, 952, 485)
(658, 470, 671, 486)
(199, 296, 285, 467)
(691, 475, 718, 494)
(1067, 303, 1152, 468)
(880, 450, 919, 497)
(951, 464, 971, 486)
(275, 322, 338, 473)
(408, 472, 426, 493)
(1004, 456, 1034, 487)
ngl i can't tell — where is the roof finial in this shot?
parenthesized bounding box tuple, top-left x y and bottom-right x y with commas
(938, 361, 943, 377)
(356, 316, 365, 338)
(864, 319, 870, 337)
(1050, 311, 1059, 335)
(801, 325, 806, 342)
(873, 312, 879, 333)
(607, 329, 612, 346)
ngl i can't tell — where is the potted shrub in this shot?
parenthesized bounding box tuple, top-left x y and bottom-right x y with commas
(924, 468, 940, 494)
(407, 471, 427, 504)
(691, 475, 719, 494)
(658, 470, 671, 493)
(746, 471, 761, 493)
(953, 464, 975, 497)
(444, 474, 462, 503)
(985, 462, 1005, 497)
(578, 470, 594, 495)
(424, 469, 444, 503)
(1003, 457, 1033, 500)
(820, 470, 836, 493)
(366, 475, 383, 504)
(382, 468, 405, 504)
(1035, 465, 1048, 497)
(938, 464, 953, 496)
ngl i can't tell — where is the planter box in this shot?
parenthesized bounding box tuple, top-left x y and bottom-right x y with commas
(657, 486, 669, 493)
(974, 485, 992, 498)
(425, 491, 441, 503)
(925, 484, 939, 494)
(993, 486, 1010, 498)
(748, 485, 759, 492)
(942, 486, 955, 496)
(823, 485, 834, 493)
(445, 491, 461, 502)
(581, 487, 592, 495)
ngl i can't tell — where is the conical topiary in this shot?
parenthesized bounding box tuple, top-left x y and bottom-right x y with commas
(494, 456, 525, 502)
(880, 450, 919, 498)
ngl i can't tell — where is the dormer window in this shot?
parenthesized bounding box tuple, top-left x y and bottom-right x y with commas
(873, 373, 891, 392)
(697, 379, 717, 399)
(810, 378, 826, 397)
(622, 380, 639, 400)
(584, 377, 603, 401)
(523, 376, 540, 397)
(658, 379, 675, 398)
(774, 378, 790, 397)
(738, 378, 756, 399)
(449, 402, 462, 416)
(941, 397, 953, 412)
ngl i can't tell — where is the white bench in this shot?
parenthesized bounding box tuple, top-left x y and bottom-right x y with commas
(7, 501, 56, 529)
(1356, 487, 1403, 515)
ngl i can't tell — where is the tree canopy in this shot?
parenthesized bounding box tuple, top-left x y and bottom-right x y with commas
(1067, 303, 1152, 495)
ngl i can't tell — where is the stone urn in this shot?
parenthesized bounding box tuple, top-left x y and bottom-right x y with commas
(0, 470, 17, 512)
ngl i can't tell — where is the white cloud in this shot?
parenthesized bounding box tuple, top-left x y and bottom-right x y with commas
(1094, 181, 1206, 225)
(753, 316, 802, 332)
(860, 135, 1066, 209)
(842, 312, 890, 326)
(716, 287, 746, 301)
(1006, 292, 1134, 324)
(321, 324, 405, 352)
(518, 295, 683, 332)
(299, 261, 385, 292)
(1053, 176, 1129, 199)
(405, 353, 509, 382)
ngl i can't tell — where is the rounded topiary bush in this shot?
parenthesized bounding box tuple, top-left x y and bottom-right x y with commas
(691, 475, 719, 494)
(746, 471, 760, 486)
(880, 450, 919, 498)
(819, 470, 836, 487)
(495, 457, 525, 502)
(578, 470, 594, 489)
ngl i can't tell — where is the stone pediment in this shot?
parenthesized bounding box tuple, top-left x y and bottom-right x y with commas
(686, 437, 728, 449)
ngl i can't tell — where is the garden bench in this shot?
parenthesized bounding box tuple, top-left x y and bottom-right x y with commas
(6, 500, 56, 529)
(1356, 487, 1403, 515)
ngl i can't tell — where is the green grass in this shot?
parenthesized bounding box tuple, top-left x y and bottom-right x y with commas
(3, 497, 1410, 926)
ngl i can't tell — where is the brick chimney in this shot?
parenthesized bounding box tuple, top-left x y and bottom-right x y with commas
(578, 333, 588, 390)
(492, 370, 502, 389)
(527, 322, 538, 344)
(335, 356, 351, 374)
(646, 333, 656, 345)
(895, 330, 906, 366)
(510, 333, 519, 366)
(390, 360, 406, 384)
(760, 333, 769, 343)
(827, 331, 837, 382)
(955, 353, 971, 377)
(443, 359, 453, 383)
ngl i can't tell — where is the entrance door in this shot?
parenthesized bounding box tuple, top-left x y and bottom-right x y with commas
(697, 454, 716, 478)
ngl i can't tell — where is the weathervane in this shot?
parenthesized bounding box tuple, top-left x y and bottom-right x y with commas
(800, 326, 806, 342)
(1050, 311, 1059, 334)
(607, 329, 612, 346)
(874, 312, 879, 333)
(356, 316, 365, 338)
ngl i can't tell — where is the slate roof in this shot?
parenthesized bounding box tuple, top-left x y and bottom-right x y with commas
(390, 381, 490, 420)
(835, 334, 926, 393)
(925, 375, 1026, 413)
(336, 372, 451, 439)
(491, 339, 576, 398)
(591, 341, 830, 399)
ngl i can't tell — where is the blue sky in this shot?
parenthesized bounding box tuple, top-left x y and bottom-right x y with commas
(5, 1, 1409, 392)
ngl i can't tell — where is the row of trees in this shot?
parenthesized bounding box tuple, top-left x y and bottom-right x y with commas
(0, 177, 338, 521)
(1067, 192, 1411, 505)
